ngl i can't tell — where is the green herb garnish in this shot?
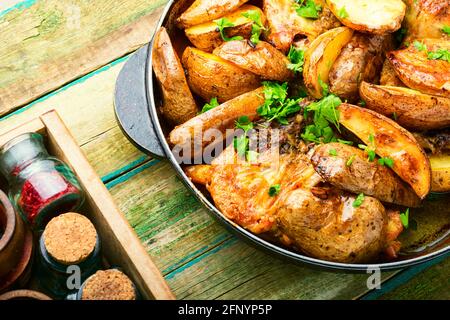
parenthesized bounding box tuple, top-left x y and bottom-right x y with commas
(400, 208, 410, 229)
(413, 40, 427, 52)
(338, 139, 353, 145)
(242, 10, 266, 45)
(235, 115, 254, 132)
(338, 6, 349, 19)
(301, 94, 342, 143)
(329, 148, 337, 156)
(427, 49, 450, 63)
(233, 116, 256, 161)
(200, 97, 219, 113)
(294, 0, 322, 19)
(318, 76, 329, 96)
(269, 184, 281, 197)
(353, 193, 365, 208)
(214, 18, 244, 42)
(346, 154, 356, 166)
(442, 25, 450, 35)
(378, 157, 394, 168)
(287, 46, 305, 73)
(257, 82, 302, 125)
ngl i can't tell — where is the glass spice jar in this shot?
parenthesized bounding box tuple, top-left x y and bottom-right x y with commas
(0, 133, 85, 230)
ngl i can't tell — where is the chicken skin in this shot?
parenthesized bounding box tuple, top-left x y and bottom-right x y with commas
(186, 145, 403, 263)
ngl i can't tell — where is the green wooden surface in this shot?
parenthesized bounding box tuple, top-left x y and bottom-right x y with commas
(0, 0, 448, 300)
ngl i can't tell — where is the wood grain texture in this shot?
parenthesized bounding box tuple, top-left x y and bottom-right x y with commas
(0, 0, 167, 116)
(108, 160, 398, 300)
(377, 257, 450, 300)
(0, 59, 147, 179)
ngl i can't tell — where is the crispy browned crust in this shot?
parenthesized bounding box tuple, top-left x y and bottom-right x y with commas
(213, 40, 293, 81)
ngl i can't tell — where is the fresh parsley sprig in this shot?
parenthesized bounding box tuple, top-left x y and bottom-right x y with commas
(241, 10, 266, 45)
(269, 184, 281, 197)
(378, 157, 394, 168)
(294, 0, 322, 19)
(257, 82, 302, 125)
(338, 6, 349, 19)
(301, 94, 342, 144)
(200, 97, 219, 113)
(233, 116, 256, 161)
(400, 208, 410, 229)
(214, 18, 244, 42)
(442, 25, 450, 35)
(353, 193, 365, 208)
(287, 46, 305, 73)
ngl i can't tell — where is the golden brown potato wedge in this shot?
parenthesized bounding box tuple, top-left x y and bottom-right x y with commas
(169, 87, 265, 155)
(184, 5, 265, 52)
(263, 0, 341, 53)
(177, 0, 249, 28)
(329, 34, 393, 101)
(303, 27, 354, 99)
(380, 59, 404, 87)
(213, 40, 293, 81)
(182, 47, 261, 103)
(360, 82, 450, 131)
(403, 0, 450, 42)
(311, 143, 421, 207)
(387, 39, 450, 97)
(338, 103, 432, 199)
(326, 0, 406, 34)
(429, 153, 450, 193)
(152, 27, 198, 125)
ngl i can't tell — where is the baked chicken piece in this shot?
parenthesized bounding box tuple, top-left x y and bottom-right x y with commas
(186, 144, 404, 263)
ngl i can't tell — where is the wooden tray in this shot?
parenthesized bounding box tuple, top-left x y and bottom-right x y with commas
(0, 110, 175, 300)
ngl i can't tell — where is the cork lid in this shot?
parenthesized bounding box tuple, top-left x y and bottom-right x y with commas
(43, 212, 97, 265)
(82, 269, 136, 300)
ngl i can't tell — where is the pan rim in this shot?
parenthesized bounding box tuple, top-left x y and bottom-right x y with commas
(145, 0, 450, 272)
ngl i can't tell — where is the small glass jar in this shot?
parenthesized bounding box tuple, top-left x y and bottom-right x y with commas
(0, 133, 84, 230)
(36, 213, 102, 299)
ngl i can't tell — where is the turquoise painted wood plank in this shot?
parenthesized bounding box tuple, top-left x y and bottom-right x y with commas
(0, 0, 36, 17)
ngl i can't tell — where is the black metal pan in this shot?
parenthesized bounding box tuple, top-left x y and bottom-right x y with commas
(114, 0, 450, 271)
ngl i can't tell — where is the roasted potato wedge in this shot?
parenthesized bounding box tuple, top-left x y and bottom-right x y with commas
(152, 27, 198, 125)
(329, 34, 393, 101)
(380, 59, 404, 87)
(403, 0, 450, 42)
(169, 87, 265, 156)
(182, 47, 261, 103)
(184, 5, 265, 52)
(311, 143, 421, 207)
(278, 190, 389, 263)
(213, 40, 293, 81)
(387, 39, 450, 98)
(177, 0, 249, 28)
(360, 82, 450, 131)
(326, 0, 405, 34)
(338, 103, 432, 199)
(263, 0, 341, 53)
(429, 153, 450, 193)
(303, 27, 354, 99)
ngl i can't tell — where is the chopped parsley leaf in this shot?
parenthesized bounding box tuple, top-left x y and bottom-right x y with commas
(287, 46, 305, 73)
(241, 10, 266, 45)
(338, 139, 353, 145)
(257, 82, 302, 125)
(200, 97, 219, 113)
(400, 208, 410, 229)
(269, 184, 281, 197)
(413, 40, 427, 52)
(346, 154, 356, 166)
(214, 18, 244, 42)
(442, 25, 450, 35)
(378, 157, 394, 168)
(295, 0, 322, 19)
(235, 115, 254, 132)
(352, 193, 365, 208)
(233, 116, 256, 160)
(318, 76, 329, 96)
(338, 6, 349, 19)
(329, 148, 337, 156)
(427, 49, 450, 63)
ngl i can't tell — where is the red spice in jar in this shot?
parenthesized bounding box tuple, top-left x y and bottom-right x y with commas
(18, 171, 81, 226)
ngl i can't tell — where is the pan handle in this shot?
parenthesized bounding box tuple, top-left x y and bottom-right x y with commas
(114, 45, 166, 158)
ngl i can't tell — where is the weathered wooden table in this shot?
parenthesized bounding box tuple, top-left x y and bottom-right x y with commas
(0, 0, 448, 300)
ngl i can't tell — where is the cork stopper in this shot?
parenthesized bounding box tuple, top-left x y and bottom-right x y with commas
(81, 269, 136, 300)
(43, 212, 97, 265)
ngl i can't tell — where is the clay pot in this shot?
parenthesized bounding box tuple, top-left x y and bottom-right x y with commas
(0, 290, 51, 300)
(0, 189, 25, 278)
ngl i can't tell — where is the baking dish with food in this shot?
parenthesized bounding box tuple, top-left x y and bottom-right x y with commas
(114, 0, 450, 271)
